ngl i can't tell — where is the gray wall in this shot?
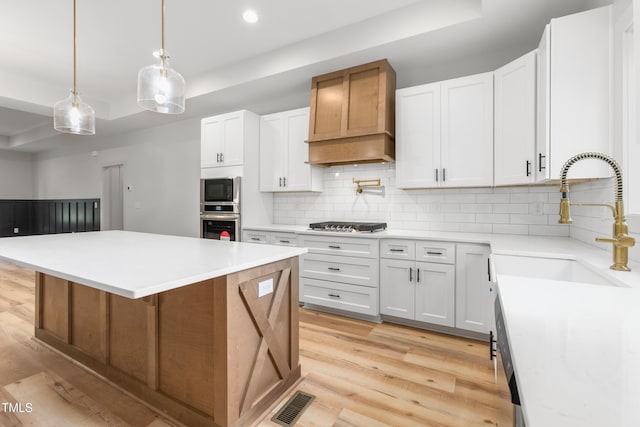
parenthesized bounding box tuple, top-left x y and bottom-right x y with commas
(33, 118, 201, 237)
(0, 150, 34, 199)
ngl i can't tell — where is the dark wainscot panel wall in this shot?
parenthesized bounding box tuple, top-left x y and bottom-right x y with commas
(0, 199, 100, 237)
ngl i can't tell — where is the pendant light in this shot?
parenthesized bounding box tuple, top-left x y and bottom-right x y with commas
(53, 0, 95, 135)
(137, 0, 185, 114)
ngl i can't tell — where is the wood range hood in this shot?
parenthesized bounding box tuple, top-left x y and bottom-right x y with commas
(307, 59, 396, 167)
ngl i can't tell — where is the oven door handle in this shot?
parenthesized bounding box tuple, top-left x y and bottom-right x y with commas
(200, 213, 240, 221)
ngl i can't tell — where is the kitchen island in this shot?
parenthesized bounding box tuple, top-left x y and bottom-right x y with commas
(0, 231, 307, 427)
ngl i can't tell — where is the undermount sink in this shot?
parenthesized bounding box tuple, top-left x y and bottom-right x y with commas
(492, 254, 621, 287)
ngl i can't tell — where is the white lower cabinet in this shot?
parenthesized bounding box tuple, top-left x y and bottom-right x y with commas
(455, 244, 493, 334)
(242, 229, 298, 246)
(380, 240, 455, 328)
(299, 235, 379, 317)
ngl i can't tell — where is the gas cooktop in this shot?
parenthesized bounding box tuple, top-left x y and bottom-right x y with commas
(309, 221, 387, 233)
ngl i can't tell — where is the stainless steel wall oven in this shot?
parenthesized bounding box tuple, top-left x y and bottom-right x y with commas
(200, 177, 241, 241)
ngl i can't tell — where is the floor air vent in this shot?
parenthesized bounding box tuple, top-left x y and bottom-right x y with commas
(271, 391, 315, 426)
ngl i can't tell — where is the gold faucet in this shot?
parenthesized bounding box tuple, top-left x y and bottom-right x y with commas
(353, 178, 381, 194)
(559, 152, 635, 271)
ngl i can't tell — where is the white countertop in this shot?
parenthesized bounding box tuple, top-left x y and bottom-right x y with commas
(246, 224, 640, 426)
(0, 231, 307, 299)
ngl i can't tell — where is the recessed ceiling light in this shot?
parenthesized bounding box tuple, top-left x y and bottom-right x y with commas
(243, 9, 258, 24)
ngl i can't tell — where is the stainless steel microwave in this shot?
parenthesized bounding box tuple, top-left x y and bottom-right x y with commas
(200, 177, 240, 213)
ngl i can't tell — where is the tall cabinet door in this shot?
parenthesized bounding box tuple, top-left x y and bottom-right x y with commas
(536, 24, 551, 181)
(220, 112, 245, 167)
(494, 51, 537, 186)
(284, 108, 313, 192)
(455, 244, 492, 334)
(201, 116, 224, 168)
(259, 114, 286, 191)
(414, 262, 455, 327)
(440, 73, 494, 187)
(546, 6, 613, 180)
(395, 83, 441, 188)
(380, 259, 414, 320)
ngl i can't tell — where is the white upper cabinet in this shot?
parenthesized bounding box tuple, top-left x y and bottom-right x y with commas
(494, 50, 537, 186)
(259, 107, 323, 192)
(396, 72, 493, 189)
(201, 110, 255, 168)
(395, 83, 441, 188)
(537, 6, 613, 181)
(440, 73, 494, 188)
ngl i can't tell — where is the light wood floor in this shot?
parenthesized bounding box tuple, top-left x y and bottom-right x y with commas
(0, 260, 512, 426)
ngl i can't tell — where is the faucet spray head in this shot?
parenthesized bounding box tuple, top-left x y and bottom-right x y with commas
(559, 186, 572, 224)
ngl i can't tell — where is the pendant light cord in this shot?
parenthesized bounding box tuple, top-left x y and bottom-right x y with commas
(161, 0, 165, 53)
(73, 0, 77, 97)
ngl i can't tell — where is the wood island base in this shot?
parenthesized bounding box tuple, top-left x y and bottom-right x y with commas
(34, 257, 300, 427)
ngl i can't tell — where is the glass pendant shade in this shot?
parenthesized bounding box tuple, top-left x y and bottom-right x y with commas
(137, 50, 185, 114)
(54, 90, 95, 135)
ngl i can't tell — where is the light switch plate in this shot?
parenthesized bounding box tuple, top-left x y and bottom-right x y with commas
(258, 278, 274, 298)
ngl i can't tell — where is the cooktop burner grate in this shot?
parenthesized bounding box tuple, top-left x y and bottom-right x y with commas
(308, 221, 387, 232)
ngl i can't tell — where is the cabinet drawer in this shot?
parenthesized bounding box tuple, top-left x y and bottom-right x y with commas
(380, 239, 415, 260)
(243, 231, 268, 244)
(300, 253, 378, 288)
(268, 232, 297, 246)
(415, 242, 456, 264)
(299, 235, 378, 258)
(300, 278, 378, 316)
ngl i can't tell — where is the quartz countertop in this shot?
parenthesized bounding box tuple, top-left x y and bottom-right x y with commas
(245, 223, 640, 426)
(0, 230, 307, 299)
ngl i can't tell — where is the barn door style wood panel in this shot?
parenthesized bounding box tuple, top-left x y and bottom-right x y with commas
(34, 257, 300, 427)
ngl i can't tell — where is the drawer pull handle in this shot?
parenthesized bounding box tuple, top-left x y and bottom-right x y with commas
(417, 268, 420, 283)
(389, 248, 405, 252)
(327, 267, 341, 271)
(328, 293, 341, 298)
(328, 245, 341, 249)
(279, 240, 290, 244)
(427, 251, 443, 256)
(251, 237, 261, 241)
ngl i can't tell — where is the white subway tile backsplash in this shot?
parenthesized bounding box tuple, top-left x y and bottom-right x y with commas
(494, 203, 528, 214)
(476, 213, 510, 224)
(511, 192, 548, 203)
(493, 224, 529, 235)
(528, 225, 570, 237)
(272, 163, 565, 237)
(476, 193, 510, 203)
(510, 214, 549, 225)
(460, 223, 493, 233)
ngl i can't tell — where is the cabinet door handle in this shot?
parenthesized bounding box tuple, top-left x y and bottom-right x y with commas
(526, 160, 531, 177)
(487, 258, 491, 282)
(327, 267, 341, 271)
(435, 169, 439, 182)
(328, 293, 341, 298)
(427, 251, 443, 256)
(328, 245, 341, 249)
(538, 153, 546, 172)
(389, 248, 405, 252)
(220, 153, 224, 162)
(416, 268, 420, 283)
(279, 177, 282, 187)
(216, 153, 220, 162)
(489, 330, 496, 361)
(409, 267, 413, 282)
(442, 168, 446, 182)
(283, 177, 287, 187)
(279, 240, 290, 244)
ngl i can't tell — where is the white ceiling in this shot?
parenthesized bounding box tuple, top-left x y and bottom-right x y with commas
(0, 0, 611, 153)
